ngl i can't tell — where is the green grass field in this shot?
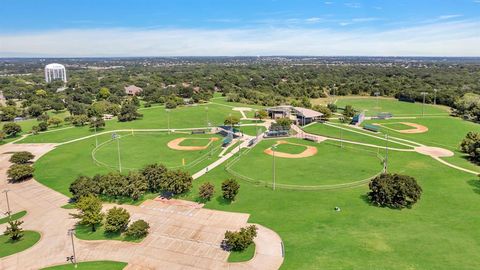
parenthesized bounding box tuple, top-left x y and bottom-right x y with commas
(227, 243, 256, 262)
(274, 143, 308, 155)
(178, 137, 215, 147)
(75, 224, 144, 243)
(229, 139, 382, 187)
(30, 97, 480, 269)
(0, 230, 41, 258)
(41, 261, 127, 270)
(0, 210, 27, 224)
(336, 97, 450, 117)
(378, 122, 416, 130)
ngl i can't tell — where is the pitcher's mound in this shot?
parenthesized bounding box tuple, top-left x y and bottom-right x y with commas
(415, 146, 454, 157)
(167, 137, 219, 151)
(264, 140, 317, 159)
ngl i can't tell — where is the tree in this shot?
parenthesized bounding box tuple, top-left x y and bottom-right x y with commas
(98, 87, 111, 99)
(35, 89, 47, 97)
(141, 163, 168, 192)
(37, 113, 49, 122)
(221, 179, 240, 201)
(312, 105, 332, 120)
(4, 220, 24, 241)
(224, 115, 240, 126)
(0, 106, 18, 121)
(27, 104, 43, 117)
(223, 225, 257, 251)
(104, 207, 130, 233)
(125, 220, 150, 238)
(3, 122, 22, 137)
(118, 101, 142, 122)
(460, 132, 480, 163)
(165, 101, 177, 109)
(126, 171, 148, 200)
(7, 164, 34, 182)
(51, 102, 65, 112)
(69, 175, 101, 201)
(161, 170, 193, 195)
(270, 117, 292, 131)
(343, 105, 356, 118)
(100, 172, 129, 199)
(327, 103, 337, 113)
(48, 117, 63, 127)
(9, 151, 35, 164)
(199, 182, 215, 201)
(89, 117, 105, 129)
(71, 194, 104, 232)
(255, 110, 268, 121)
(38, 121, 48, 131)
(71, 115, 89, 126)
(368, 173, 422, 209)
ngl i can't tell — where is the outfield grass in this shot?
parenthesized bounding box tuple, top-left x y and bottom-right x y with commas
(41, 261, 127, 270)
(227, 243, 256, 262)
(379, 122, 416, 130)
(75, 224, 144, 243)
(229, 139, 382, 186)
(0, 230, 41, 258)
(0, 210, 27, 224)
(336, 97, 449, 117)
(303, 122, 413, 149)
(238, 125, 266, 136)
(178, 137, 215, 147)
(18, 103, 243, 144)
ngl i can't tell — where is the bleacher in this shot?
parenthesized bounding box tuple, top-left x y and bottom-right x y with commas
(363, 124, 380, 132)
(264, 130, 289, 138)
(191, 129, 206, 134)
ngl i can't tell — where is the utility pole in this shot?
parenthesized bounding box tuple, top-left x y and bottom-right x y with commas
(272, 145, 277, 191)
(206, 106, 209, 127)
(3, 190, 11, 219)
(166, 109, 170, 134)
(433, 89, 438, 105)
(374, 91, 380, 110)
(67, 229, 77, 268)
(421, 92, 428, 117)
(384, 134, 389, 173)
(92, 116, 98, 148)
(113, 133, 122, 173)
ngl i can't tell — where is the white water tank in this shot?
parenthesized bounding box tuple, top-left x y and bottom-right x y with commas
(45, 63, 67, 83)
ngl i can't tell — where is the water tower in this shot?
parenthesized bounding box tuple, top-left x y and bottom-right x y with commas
(45, 63, 67, 83)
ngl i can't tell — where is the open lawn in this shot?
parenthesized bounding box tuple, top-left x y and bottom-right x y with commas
(41, 261, 127, 270)
(274, 142, 308, 155)
(228, 139, 382, 187)
(75, 224, 144, 243)
(178, 137, 215, 147)
(0, 210, 27, 224)
(378, 122, 416, 131)
(336, 97, 449, 116)
(0, 230, 41, 258)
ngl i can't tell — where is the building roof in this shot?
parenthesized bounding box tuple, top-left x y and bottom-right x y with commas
(124, 85, 143, 94)
(293, 107, 323, 118)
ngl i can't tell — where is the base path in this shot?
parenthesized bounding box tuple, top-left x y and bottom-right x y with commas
(167, 137, 219, 151)
(0, 143, 284, 270)
(264, 140, 317, 159)
(415, 146, 454, 158)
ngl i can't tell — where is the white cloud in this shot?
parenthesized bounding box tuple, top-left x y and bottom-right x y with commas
(438, 14, 463, 20)
(0, 20, 479, 57)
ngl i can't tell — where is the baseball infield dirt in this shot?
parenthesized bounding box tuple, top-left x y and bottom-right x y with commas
(264, 140, 317, 159)
(167, 137, 219, 151)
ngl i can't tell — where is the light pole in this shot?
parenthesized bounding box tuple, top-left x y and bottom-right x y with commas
(433, 89, 438, 105)
(206, 106, 209, 127)
(67, 229, 77, 268)
(340, 128, 343, 149)
(113, 133, 122, 173)
(166, 109, 170, 134)
(272, 145, 277, 191)
(421, 92, 428, 117)
(3, 190, 11, 219)
(92, 116, 98, 148)
(374, 91, 380, 110)
(384, 134, 389, 173)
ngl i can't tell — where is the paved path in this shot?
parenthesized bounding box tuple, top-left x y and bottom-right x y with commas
(0, 143, 284, 270)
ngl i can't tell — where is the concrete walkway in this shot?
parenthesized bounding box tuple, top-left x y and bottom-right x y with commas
(0, 143, 284, 270)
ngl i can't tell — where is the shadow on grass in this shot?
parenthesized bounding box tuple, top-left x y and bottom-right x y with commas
(216, 196, 232, 206)
(467, 179, 480, 195)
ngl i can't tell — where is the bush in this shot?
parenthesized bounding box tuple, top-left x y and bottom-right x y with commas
(71, 115, 89, 126)
(165, 101, 177, 109)
(312, 105, 332, 119)
(327, 103, 337, 112)
(125, 219, 150, 238)
(104, 207, 130, 233)
(460, 132, 480, 163)
(368, 173, 422, 209)
(2, 122, 22, 137)
(223, 225, 257, 251)
(9, 151, 35, 164)
(48, 117, 63, 127)
(7, 164, 34, 182)
(4, 220, 24, 241)
(221, 179, 240, 201)
(199, 182, 215, 201)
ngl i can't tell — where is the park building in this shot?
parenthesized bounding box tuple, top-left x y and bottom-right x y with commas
(266, 105, 323, 126)
(45, 63, 67, 83)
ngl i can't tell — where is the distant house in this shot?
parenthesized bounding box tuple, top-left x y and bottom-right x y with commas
(124, 85, 143, 95)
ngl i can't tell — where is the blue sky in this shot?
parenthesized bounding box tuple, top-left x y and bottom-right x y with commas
(1, 0, 479, 56)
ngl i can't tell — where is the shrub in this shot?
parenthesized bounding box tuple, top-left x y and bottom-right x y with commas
(71, 115, 89, 126)
(165, 101, 177, 109)
(223, 225, 257, 251)
(126, 219, 150, 238)
(199, 182, 215, 201)
(9, 151, 35, 164)
(327, 103, 337, 112)
(48, 117, 63, 127)
(2, 122, 22, 137)
(4, 220, 24, 241)
(460, 132, 480, 163)
(38, 121, 48, 131)
(221, 179, 240, 201)
(7, 164, 34, 182)
(312, 105, 332, 119)
(368, 173, 422, 209)
(104, 207, 130, 233)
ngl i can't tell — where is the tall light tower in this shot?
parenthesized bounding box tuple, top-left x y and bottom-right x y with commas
(420, 92, 428, 117)
(374, 91, 380, 110)
(3, 190, 11, 219)
(271, 145, 277, 191)
(166, 109, 171, 134)
(112, 133, 122, 172)
(384, 134, 389, 173)
(67, 229, 77, 268)
(92, 116, 98, 148)
(433, 89, 438, 105)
